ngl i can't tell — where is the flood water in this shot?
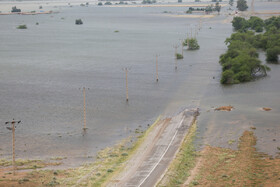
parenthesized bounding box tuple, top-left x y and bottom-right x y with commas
(0, 1, 279, 167)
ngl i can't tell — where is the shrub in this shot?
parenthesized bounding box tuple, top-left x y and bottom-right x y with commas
(236, 0, 248, 11)
(176, 53, 183, 59)
(17, 25, 27, 29)
(75, 19, 83, 25)
(266, 46, 280, 63)
(11, 6, 21, 13)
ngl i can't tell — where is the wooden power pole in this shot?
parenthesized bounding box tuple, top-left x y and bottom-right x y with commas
(125, 68, 129, 102)
(80, 87, 89, 132)
(122, 68, 130, 102)
(4, 119, 21, 176)
(156, 55, 159, 82)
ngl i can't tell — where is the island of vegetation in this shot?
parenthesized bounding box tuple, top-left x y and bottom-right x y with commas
(17, 24, 27, 29)
(75, 19, 83, 25)
(176, 53, 183, 59)
(183, 37, 200, 50)
(219, 16, 280, 84)
(142, 0, 156, 4)
(11, 6, 21, 13)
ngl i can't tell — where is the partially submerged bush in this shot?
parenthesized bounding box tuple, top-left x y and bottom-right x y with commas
(17, 24, 27, 29)
(75, 19, 83, 25)
(176, 53, 183, 59)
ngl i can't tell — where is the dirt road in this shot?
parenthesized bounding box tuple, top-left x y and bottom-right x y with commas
(107, 108, 198, 187)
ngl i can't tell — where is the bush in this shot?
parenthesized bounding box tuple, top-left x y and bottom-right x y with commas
(75, 19, 83, 25)
(17, 25, 27, 29)
(104, 1, 112, 5)
(176, 53, 183, 59)
(188, 38, 200, 50)
(266, 46, 280, 63)
(98, 2, 103, 5)
(236, 0, 248, 11)
(11, 6, 21, 13)
(232, 17, 247, 31)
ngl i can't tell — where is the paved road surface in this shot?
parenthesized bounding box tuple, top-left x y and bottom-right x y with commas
(109, 109, 198, 187)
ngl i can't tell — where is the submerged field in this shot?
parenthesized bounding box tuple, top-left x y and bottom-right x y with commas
(0, 0, 280, 186)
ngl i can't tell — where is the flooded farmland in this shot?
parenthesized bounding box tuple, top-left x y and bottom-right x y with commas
(0, 0, 279, 168)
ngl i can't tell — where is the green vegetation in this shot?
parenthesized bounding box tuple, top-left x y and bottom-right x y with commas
(98, 2, 103, 6)
(220, 16, 280, 84)
(236, 0, 248, 11)
(178, 0, 182, 3)
(183, 38, 200, 50)
(215, 2, 221, 14)
(157, 121, 197, 186)
(176, 53, 184, 59)
(17, 25, 27, 29)
(186, 7, 205, 14)
(24, 116, 161, 186)
(75, 19, 83, 25)
(142, 0, 156, 4)
(229, 0, 234, 6)
(11, 6, 21, 13)
(104, 1, 112, 5)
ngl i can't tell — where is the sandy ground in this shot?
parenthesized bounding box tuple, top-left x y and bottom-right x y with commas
(183, 131, 280, 187)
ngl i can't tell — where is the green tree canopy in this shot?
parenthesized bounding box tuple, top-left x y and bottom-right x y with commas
(236, 0, 248, 11)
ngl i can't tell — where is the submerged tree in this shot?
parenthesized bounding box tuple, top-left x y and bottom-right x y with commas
(11, 6, 21, 13)
(183, 38, 200, 50)
(215, 2, 221, 14)
(75, 19, 83, 25)
(236, 0, 248, 11)
(17, 24, 27, 29)
(176, 53, 183, 59)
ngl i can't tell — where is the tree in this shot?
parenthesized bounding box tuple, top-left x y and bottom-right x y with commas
(176, 53, 183, 59)
(178, 0, 182, 3)
(17, 24, 27, 29)
(11, 6, 21, 13)
(266, 46, 280, 63)
(248, 16, 264, 32)
(229, 0, 234, 6)
(236, 0, 248, 11)
(215, 2, 221, 14)
(75, 19, 83, 25)
(184, 38, 200, 50)
(232, 17, 247, 30)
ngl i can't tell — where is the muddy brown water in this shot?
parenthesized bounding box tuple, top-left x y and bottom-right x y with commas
(0, 1, 279, 168)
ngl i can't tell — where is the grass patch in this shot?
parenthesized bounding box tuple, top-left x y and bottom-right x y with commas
(34, 116, 162, 186)
(157, 120, 197, 186)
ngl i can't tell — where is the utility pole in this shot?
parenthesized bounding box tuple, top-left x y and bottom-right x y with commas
(125, 68, 129, 102)
(122, 68, 130, 102)
(173, 44, 180, 70)
(187, 33, 190, 50)
(179, 39, 184, 56)
(156, 55, 159, 82)
(4, 119, 21, 176)
(251, 0, 255, 15)
(173, 44, 179, 56)
(80, 87, 89, 132)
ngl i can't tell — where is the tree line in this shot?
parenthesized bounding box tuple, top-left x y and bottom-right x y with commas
(219, 16, 280, 84)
